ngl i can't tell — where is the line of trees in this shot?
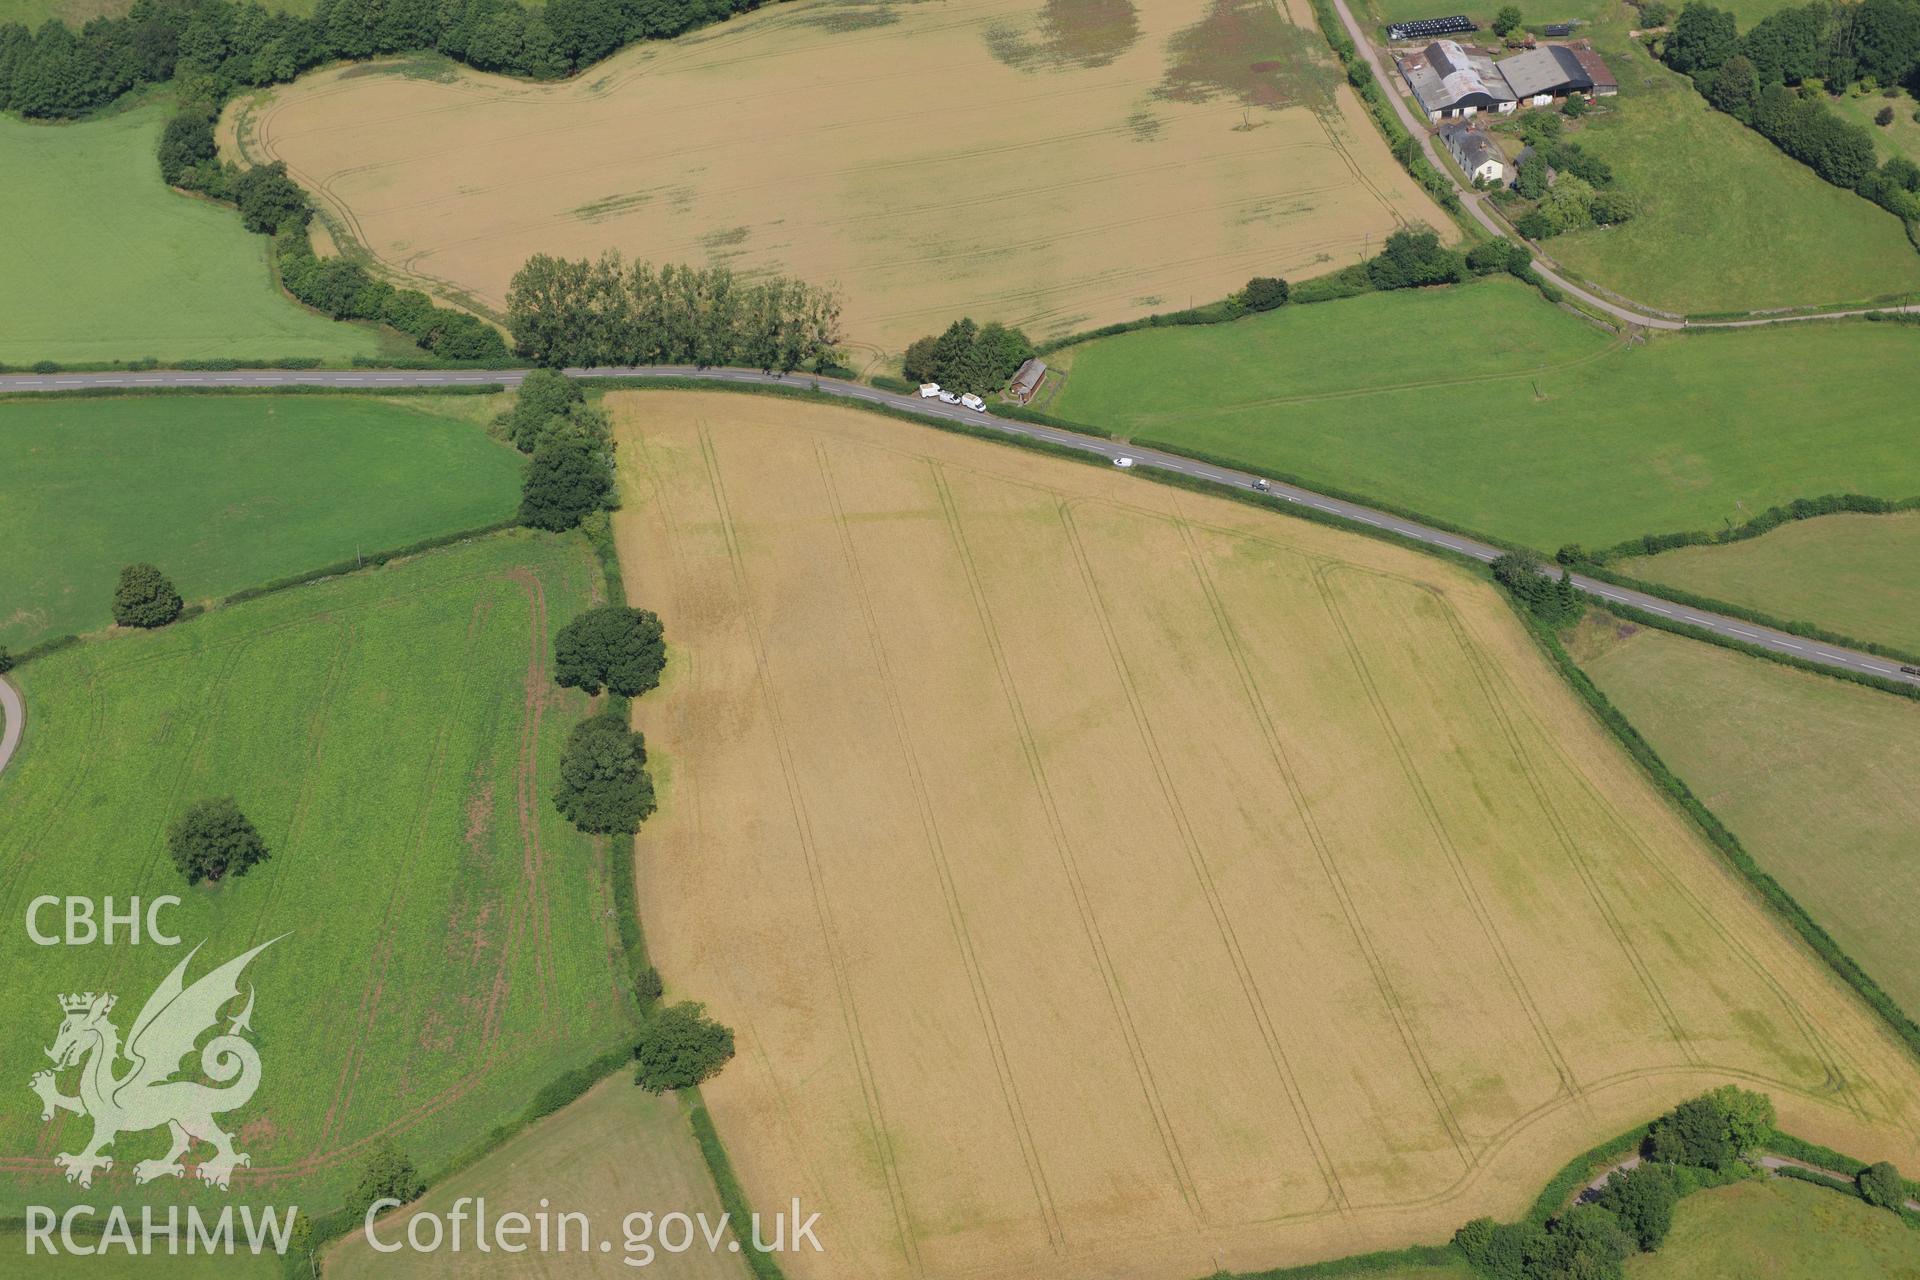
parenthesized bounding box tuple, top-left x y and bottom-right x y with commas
(1662, 0, 1920, 225)
(505, 252, 841, 371)
(157, 104, 508, 358)
(0, 0, 778, 120)
(1558, 492, 1920, 566)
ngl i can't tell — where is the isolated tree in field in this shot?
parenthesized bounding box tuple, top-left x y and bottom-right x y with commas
(113, 563, 183, 629)
(1493, 4, 1523, 36)
(1859, 1160, 1907, 1209)
(351, 1146, 425, 1218)
(554, 713, 656, 834)
(633, 1001, 735, 1092)
(1879, 104, 1897, 125)
(554, 604, 666, 696)
(508, 368, 585, 451)
(1243, 276, 1290, 310)
(519, 434, 614, 531)
(166, 798, 270, 885)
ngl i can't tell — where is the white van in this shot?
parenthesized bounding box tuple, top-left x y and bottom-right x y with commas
(918, 382, 941, 398)
(959, 393, 986, 412)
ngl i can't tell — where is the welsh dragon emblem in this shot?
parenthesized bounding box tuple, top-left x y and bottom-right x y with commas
(30, 939, 278, 1191)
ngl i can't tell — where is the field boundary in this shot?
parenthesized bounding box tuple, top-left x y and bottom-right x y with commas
(2, 520, 521, 673)
(1576, 562, 1920, 668)
(1512, 596, 1920, 1073)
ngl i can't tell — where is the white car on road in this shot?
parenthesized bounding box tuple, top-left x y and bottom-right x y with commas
(959, 393, 985, 412)
(1113, 456, 1134, 469)
(937, 391, 960, 404)
(918, 382, 941, 398)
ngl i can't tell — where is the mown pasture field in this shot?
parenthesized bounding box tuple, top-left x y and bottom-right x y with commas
(0, 534, 636, 1219)
(1626, 1176, 1920, 1278)
(1832, 87, 1920, 167)
(1577, 622, 1920, 1022)
(1545, 44, 1920, 314)
(1365, 0, 1794, 39)
(0, 393, 523, 650)
(328, 1079, 742, 1278)
(614, 389, 1920, 1280)
(1047, 282, 1920, 550)
(1617, 512, 1920, 652)
(0, 103, 399, 365)
(227, 0, 1446, 364)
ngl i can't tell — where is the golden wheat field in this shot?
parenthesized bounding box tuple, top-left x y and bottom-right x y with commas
(610, 390, 1920, 1280)
(225, 0, 1444, 364)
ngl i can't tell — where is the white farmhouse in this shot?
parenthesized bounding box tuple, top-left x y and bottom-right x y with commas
(1437, 120, 1507, 185)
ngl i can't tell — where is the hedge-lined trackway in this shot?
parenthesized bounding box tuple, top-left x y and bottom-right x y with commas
(1, 365, 1913, 691)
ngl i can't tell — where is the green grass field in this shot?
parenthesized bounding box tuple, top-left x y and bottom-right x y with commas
(1578, 622, 1920, 1019)
(1546, 44, 1920, 314)
(1048, 281, 1920, 550)
(1364, 0, 1796, 29)
(0, 393, 523, 649)
(1626, 1176, 1920, 1278)
(0, 532, 635, 1221)
(1832, 87, 1920, 167)
(1617, 512, 1920, 651)
(0, 102, 400, 365)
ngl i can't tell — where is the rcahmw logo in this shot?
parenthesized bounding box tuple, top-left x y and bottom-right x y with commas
(32, 938, 279, 1188)
(22, 939, 298, 1259)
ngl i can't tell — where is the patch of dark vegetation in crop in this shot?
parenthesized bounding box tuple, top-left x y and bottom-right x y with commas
(1155, 0, 1334, 111)
(984, 0, 1141, 71)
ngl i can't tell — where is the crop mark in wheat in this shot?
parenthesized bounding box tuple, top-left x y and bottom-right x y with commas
(929, 464, 1204, 1223)
(814, 440, 1066, 1253)
(1056, 499, 1342, 1219)
(699, 426, 926, 1278)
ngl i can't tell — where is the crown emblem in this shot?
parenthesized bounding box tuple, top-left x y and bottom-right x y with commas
(59, 992, 113, 1015)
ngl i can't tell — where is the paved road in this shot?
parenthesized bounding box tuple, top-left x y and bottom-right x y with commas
(1322, 0, 1920, 332)
(3, 364, 1913, 688)
(0, 675, 21, 779)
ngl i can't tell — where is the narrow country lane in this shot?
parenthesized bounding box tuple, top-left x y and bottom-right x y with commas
(1319, 0, 1920, 331)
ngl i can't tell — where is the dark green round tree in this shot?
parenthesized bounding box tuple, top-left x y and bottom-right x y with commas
(518, 435, 613, 532)
(553, 713, 656, 834)
(633, 1002, 735, 1093)
(166, 797, 270, 885)
(351, 1146, 425, 1218)
(1860, 1161, 1907, 1209)
(113, 563, 183, 629)
(554, 605, 666, 697)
